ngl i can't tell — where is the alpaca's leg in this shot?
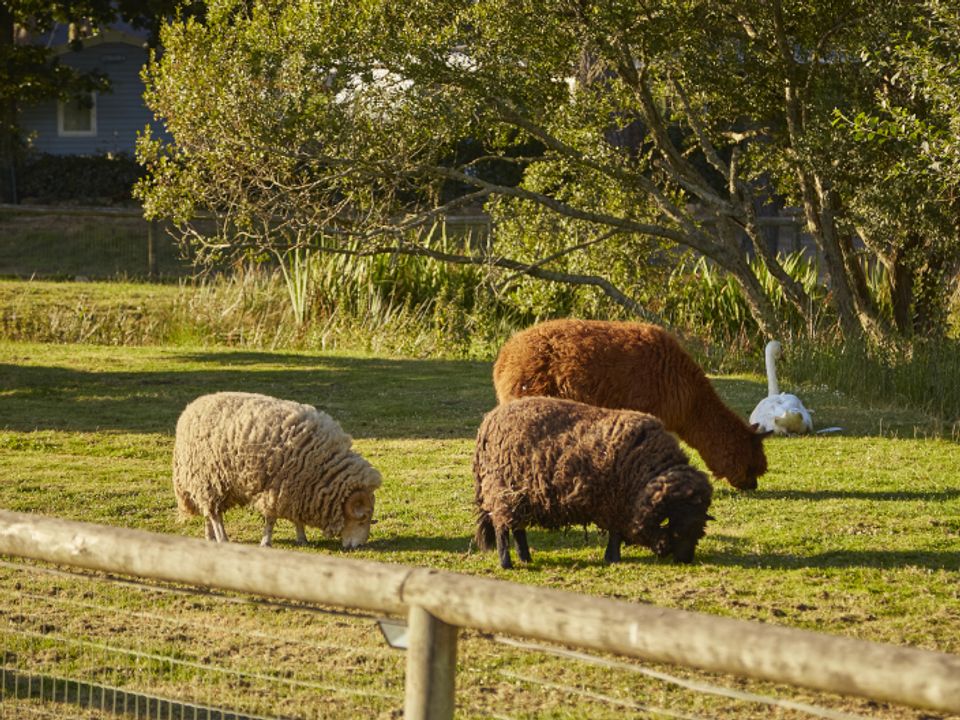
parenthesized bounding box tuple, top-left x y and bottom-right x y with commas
(294, 523, 308, 546)
(495, 526, 513, 569)
(260, 518, 275, 547)
(204, 517, 217, 541)
(209, 511, 229, 543)
(513, 528, 532, 563)
(603, 531, 622, 563)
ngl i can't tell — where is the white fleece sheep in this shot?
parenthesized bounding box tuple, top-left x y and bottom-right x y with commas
(172, 392, 382, 548)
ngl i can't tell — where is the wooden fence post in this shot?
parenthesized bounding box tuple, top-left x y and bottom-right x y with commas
(146, 220, 158, 279)
(404, 605, 457, 720)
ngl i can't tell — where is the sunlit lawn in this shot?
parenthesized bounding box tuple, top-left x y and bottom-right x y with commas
(1, 340, 958, 719)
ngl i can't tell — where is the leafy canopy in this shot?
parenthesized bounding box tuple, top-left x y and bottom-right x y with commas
(138, 0, 960, 342)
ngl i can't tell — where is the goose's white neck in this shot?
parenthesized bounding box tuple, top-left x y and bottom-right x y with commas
(765, 340, 782, 397)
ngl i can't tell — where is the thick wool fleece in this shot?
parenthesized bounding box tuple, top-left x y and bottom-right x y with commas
(492, 318, 767, 489)
(173, 392, 381, 537)
(474, 396, 712, 559)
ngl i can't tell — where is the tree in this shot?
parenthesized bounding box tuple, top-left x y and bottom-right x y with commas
(0, 0, 203, 202)
(832, 0, 960, 336)
(137, 0, 960, 342)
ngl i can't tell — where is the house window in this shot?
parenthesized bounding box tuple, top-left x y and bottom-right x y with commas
(58, 92, 97, 136)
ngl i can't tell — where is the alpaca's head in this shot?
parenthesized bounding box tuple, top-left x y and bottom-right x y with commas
(715, 424, 770, 490)
(628, 468, 713, 563)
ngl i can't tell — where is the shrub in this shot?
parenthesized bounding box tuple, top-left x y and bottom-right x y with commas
(18, 152, 144, 206)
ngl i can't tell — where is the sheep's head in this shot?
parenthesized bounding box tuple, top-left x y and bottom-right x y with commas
(628, 468, 713, 563)
(340, 489, 375, 549)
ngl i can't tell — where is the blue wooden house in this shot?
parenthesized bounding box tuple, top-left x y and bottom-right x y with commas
(18, 23, 167, 157)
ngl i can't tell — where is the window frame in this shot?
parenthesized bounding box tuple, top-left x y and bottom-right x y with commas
(57, 92, 98, 137)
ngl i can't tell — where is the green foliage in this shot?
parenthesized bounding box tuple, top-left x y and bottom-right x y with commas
(136, 0, 960, 343)
(823, 0, 960, 336)
(663, 252, 830, 347)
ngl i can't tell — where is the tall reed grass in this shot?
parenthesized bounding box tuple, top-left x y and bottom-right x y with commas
(0, 247, 526, 359)
(789, 336, 960, 432)
(661, 251, 960, 426)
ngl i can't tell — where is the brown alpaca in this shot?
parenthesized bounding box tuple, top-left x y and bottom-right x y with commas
(493, 319, 768, 489)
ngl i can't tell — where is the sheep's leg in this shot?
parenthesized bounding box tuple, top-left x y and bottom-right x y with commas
(294, 523, 308, 546)
(603, 532, 622, 563)
(209, 511, 229, 543)
(495, 527, 513, 569)
(260, 518, 274, 547)
(513, 529, 532, 563)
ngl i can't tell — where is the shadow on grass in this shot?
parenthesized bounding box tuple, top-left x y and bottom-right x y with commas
(748, 488, 960, 502)
(361, 528, 960, 573)
(705, 549, 960, 571)
(468, 545, 960, 572)
(363, 535, 473, 554)
(1, 663, 264, 720)
(712, 376, 943, 438)
(0, 349, 946, 440)
(0, 352, 495, 440)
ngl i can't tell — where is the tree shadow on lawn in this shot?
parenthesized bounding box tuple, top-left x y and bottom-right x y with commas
(704, 547, 960, 572)
(356, 527, 960, 573)
(1, 357, 944, 441)
(0, 353, 496, 440)
(703, 530, 960, 571)
(748, 488, 960, 502)
(711, 377, 944, 438)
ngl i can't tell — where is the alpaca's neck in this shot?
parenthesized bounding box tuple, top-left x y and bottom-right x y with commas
(765, 347, 780, 397)
(674, 382, 751, 480)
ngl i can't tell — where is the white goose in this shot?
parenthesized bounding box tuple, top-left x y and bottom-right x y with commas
(749, 340, 813, 435)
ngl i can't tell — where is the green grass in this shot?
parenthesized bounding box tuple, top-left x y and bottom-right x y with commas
(1, 340, 958, 719)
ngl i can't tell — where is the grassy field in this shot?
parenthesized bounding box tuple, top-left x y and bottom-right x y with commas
(1, 340, 958, 719)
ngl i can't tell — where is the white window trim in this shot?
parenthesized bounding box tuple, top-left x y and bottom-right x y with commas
(57, 92, 98, 137)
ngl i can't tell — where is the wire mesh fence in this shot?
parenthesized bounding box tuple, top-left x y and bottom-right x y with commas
(0, 205, 494, 282)
(0, 206, 191, 280)
(0, 559, 405, 719)
(3, 554, 948, 720)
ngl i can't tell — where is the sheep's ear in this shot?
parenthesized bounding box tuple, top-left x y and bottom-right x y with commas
(345, 490, 373, 519)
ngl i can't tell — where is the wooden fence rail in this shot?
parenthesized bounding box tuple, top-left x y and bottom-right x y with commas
(1, 509, 958, 718)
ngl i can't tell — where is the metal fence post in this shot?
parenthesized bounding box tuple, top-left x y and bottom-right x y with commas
(404, 605, 457, 720)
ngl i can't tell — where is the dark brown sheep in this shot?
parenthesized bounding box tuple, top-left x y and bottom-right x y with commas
(493, 318, 769, 490)
(473, 396, 713, 568)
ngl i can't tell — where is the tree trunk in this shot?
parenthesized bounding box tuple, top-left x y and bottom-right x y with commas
(886, 253, 914, 336)
(797, 176, 863, 339)
(713, 219, 782, 338)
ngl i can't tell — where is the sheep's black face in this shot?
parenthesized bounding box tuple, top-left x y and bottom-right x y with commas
(650, 508, 710, 563)
(631, 469, 713, 562)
